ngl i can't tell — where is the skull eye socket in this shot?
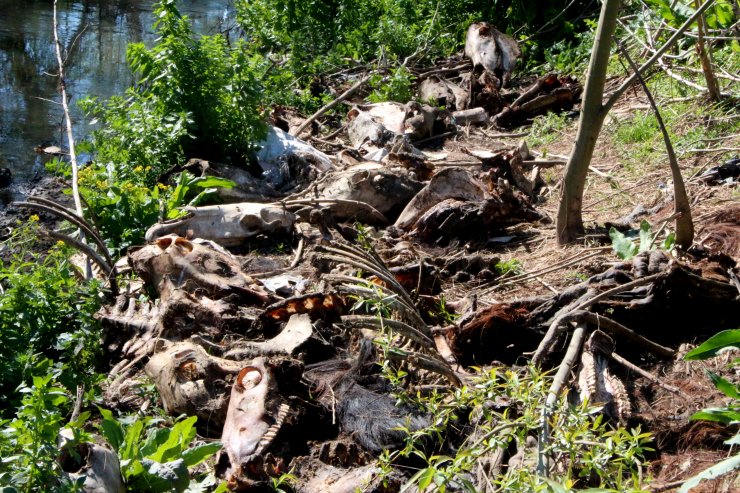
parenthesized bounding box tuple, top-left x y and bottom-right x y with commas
(156, 237, 173, 249)
(174, 237, 194, 252)
(177, 361, 199, 381)
(236, 366, 262, 391)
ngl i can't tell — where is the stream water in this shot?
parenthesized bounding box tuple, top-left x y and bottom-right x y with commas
(0, 0, 233, 203)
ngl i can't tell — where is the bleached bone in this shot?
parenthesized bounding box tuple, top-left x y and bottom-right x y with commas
(394, 168, 487, 229)
(145, 203, 296, 247)
(287, 163, 423, 224)
(219, 358, 290, 486)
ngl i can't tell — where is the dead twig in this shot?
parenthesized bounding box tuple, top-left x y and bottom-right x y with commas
(537, 325, 586, 476)
(53, 0, 88, 277)
(291, 75, 370, 137)
(607, 351, 682, 395)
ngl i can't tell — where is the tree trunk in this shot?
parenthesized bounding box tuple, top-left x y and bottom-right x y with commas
(556, 0, 621, 244)
(556, 0, 715, 244)
(694, 0, 721, 101)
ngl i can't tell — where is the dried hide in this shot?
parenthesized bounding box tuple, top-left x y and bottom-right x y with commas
(144, 203, 296, 247)
(405, 174, 542, 243)
(129, 235, 272, 304)
(347, 102, 407, 149)
(218, 358, 290, 489)
(576, 331, 630, 424)
(145, 341, 243, 435)
(464, 22, 521, 88)
(493, 74, 582, 127)
(419, 76, 469, 111)
(394, 168, 487, 230)
(448, 303, 533, 366)
(255, 126, 334, 189)
(288, 163, 423, 223)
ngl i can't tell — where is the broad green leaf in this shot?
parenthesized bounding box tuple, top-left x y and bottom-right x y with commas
(638, 220, 653, 252)
(181, 442, 222, 467)
(122, 419, 145, 462)
(662, 231, 675, 252)
(725, 433, 740, 446)
(131, 458, 189, 493)
(97, 407, 124, 451)
(142, 427, 172, 458)
(609, 227, 638, 260)
(542, 478, 570, 493)
(679, 453, 740, 493)
(690, 408, 740, 425)
(708, 372, 740, 399)
(193, 176, 235, 189)
(151, 415, 198, 463)
(684, 329, 740, 360)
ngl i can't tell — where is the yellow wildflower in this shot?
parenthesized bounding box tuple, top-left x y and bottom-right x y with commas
(29, 214, 40, 222)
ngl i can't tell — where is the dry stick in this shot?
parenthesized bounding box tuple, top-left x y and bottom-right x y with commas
(291, 75, 370, 137)
(537, 325, 587, 477)
(607, 351, 682, 394)
(576, 311, 674, 359)
(15, 199, 113, 269)
(53, 0, 93, 281)
(289, 235, 305, 269)
(44, 230, 119, 295)
(482, 249, 607, 294)
(615, 38, 694, 249)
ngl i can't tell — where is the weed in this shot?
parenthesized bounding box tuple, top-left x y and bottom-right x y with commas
(528, 112, 572, 148)
(0, 223, 102, 412)
(378, 366, 652, 492)
(0, 362, 81, 492)
(429, 296, 459, 325)
(368, 66, 416, 104)
(609, 220, 675, 260)
(495, 258, 523, 276)
(97, 410, 223, 492)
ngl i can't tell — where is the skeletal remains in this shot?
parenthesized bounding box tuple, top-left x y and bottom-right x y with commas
(28, 17, 738, 491)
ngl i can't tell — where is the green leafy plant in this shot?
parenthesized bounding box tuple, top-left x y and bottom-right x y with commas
(379, 366, 652, 492)
(0, 222, 102, 412)
(97, 410, 222, 493)
(609, 220, 675, 260)
(495, 258, 523, 276)
(680, 329, 740, 492)
(0, 362, 82, 492)
(82, 0, 266, 174)
(368, 66, 416, 103)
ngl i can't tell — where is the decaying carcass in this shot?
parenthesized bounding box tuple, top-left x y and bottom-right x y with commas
(144, 341, 244, 436)
(129, 234, 271, 302)
(145, 203, 296, 247)
(464, 22, 521, 88)
(217, 357, 290, 489)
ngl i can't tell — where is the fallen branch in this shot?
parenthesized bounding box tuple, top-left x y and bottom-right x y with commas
(291, 75, 370, 137)
(537, 325, 586, 476)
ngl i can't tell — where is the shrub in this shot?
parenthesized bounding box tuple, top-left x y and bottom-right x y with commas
(0, 222, 102, 413)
